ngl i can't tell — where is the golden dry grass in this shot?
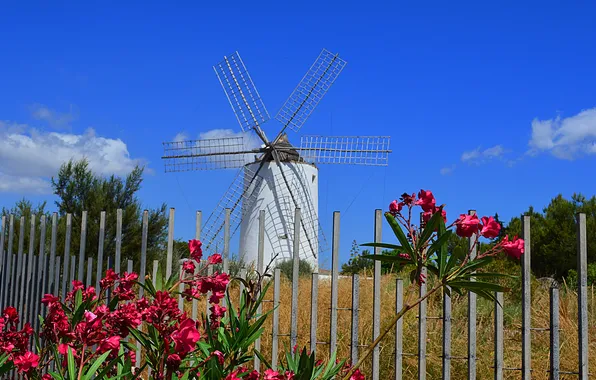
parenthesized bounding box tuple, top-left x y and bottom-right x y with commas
(203, 272, 596, 380)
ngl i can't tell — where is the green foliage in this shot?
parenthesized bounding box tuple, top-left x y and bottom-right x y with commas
(1, 198, 49, 254)
(341, 240, 374, 274)
(276, 347, 347, 380)
(501, 193, 596, 280)
(276, 258, 314, 280)
(566, 262, 596, 287)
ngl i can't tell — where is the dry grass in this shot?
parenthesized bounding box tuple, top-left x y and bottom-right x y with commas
(192, 274, 596, 379)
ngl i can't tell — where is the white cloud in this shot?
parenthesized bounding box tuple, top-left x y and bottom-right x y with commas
(30, 103, 77, 129)
(440, 165, 455, 176)
(173, 132, 188, 142)
(461, 144, 505, 164)
(0, 121, 145, 194)
(528, 107, 596, 160)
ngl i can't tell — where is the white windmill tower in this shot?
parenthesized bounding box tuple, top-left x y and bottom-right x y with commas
(161, 49, 391, 272)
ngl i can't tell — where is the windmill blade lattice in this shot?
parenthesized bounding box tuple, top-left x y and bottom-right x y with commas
(201, 166, 264, 253)
(298, 135, 391, 166)
(162, 136, 261, 172)
(213, 52, 270, 134)
(275, 49, 347, 135)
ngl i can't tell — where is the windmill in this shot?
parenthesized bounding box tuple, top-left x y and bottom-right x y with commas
(161, 48, 391, 272)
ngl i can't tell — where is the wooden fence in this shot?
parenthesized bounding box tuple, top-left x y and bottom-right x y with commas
(0, 208, 591, 379)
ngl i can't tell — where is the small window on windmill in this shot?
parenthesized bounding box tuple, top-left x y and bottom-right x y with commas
(312, 174, 316, 183)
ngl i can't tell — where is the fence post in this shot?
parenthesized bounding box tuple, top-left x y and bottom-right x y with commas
(576, 213, 588, 380)
(467, 210, 477, 380)
(139, 210, 148, 298)
(33, 215, 46, 327)
(0, 215, 5, 306)
(330, 211, 340, 356)
(61, 214, 72, 299)
(550, 285, 559, 380)
(69, 255, 76, 291)
(351, 273, 360, 366)
(494, 292, 503, 380)
(22, 215, 36, 327)
(166, 208, 175, 279)
(115, 209, 122, 275)
(96, 211, 106, 291)
(254, 210, 265, 372)
(443, 285, 451, 380)
(372, 209, 382, 380)
(14, 216, 25, 316)
(48, 213, 58, 297)
(223, 208, 231, 275)
(2, 215, 15, 309)
(521, 215, 531, 380)
(395, 278, 403, 380)
(77, 211, 87, 282)
(271, 268, 281, 370)
(152, 260, 159, 284)
(86, 258, 93, 288)
(418, 265, 428, 380)
(192, 210, 202, 320)
(291, 208, 301, 352)
(310, 272, 319, 355)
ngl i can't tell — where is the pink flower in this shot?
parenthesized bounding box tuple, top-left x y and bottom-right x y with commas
(350, 369, 365, 380)
(399, 192, 416, 206)
(208, 253, 223, 265)
(100, 269, 118, 289)
(13, 352, 39, 373)
(166, 353, 181, 370)
(264, 369, 282, 380)
(213, 350, 225, 365)
(285, 371, 296, 380)
(389, 200, 402, 215)
(3, 307, 18, 323)
(182, 260, 196, 274)
(415, 189, 436, 212)
(502, 235, 524, 260)
(98, 336, 121, 353)
(171, 318, 200, 354)
(480, 216, 501, 239)
(246, 370, 260, 380)
(189, 239, 203, 261)
(454, 214, 480, 238)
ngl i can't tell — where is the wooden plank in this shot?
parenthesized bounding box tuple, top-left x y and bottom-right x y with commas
(115, 209, 122, 274)
(77, 211, 87, 282)
(310, 273, 319, 355)
(139, 210, 148, 298)
(254, 209, 264, 372)
(271, 268, 281, 369)
(223, 208, 230, 275)
(69, 255, 76, 291)
(550, 286, 559, 380)
(372, 209, 382, 380)
(2, 215, 14, 309)
(443, 286, 451, 380)
(96, 211, 106, 290)
(395, 279, 403, 380)
(166, 208, 175, 279)
(192, 210, 202, 320)
(61, 214, 72, 299)
(576, 213, 588, 380)
(86, 258, 93, 287)
(351, 274, 360, 366)
(291, 208, 301, 351)
(14, 216, 25, 316)
(330, 211, 340, 356)
(0, 215, 5, 303)
(494, 292, 503, 380)
(468, 210, 477, 380)
(47, 213, 58, 296)
(521, 215, 531, 380)
(418, 265, 428, 380)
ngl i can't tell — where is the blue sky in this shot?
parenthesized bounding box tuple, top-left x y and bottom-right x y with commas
(1, 1, 595, 268)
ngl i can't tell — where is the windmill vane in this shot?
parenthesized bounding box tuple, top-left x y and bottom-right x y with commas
(161, 48, 392, 272)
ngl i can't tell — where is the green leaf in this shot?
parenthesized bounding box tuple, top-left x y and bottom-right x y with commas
(254, 350, 272, 369)
(360, 242, 403, 250)
(67, 346, 77, 380)
(384, 212, 414, 256)
(448, 280, 510, 293)
(83, 350, 112, 380)
(418, 210, 444, 247)
(361, 254, 411, 265)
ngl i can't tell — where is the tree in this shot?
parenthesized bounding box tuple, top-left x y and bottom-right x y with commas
(1, 199, 50, 255)
(500, 193, 596, 280)
(49, 158, 169, 274)
(276, 258, 313, 280)
(340, 240, 374, 275)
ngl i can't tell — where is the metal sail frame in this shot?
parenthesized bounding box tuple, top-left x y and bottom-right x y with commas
(161, 48, 392, 260)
